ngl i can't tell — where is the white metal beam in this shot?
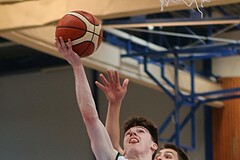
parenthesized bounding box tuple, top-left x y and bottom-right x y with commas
(103, 19, 240, 29)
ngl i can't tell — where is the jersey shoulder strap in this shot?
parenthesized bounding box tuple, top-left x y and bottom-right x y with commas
(115, 152, 121, 160)
(115, 152, 127, 160)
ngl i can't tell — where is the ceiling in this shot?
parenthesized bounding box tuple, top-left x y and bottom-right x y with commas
(0, 37, 67, 75)
(103, 2, 240, 47)
(0, 0, 240, 108)
(0, 1, 239, 75)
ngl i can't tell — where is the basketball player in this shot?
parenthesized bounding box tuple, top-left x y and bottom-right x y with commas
(155, 143, 189, 160)
(55, 37, 158, 160)
(95, 70, 189, 160)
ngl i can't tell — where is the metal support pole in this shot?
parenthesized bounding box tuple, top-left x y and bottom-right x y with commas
(173, 49, 181, 146)
(190, 57, 195, 105)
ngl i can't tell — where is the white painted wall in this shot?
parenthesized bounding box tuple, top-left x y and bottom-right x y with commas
(0, 66, 205, 160)
(213, 56, 240, 77)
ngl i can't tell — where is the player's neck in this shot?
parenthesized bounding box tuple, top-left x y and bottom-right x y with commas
(128, 157, 152, 160)
(125, 152, 152, 160)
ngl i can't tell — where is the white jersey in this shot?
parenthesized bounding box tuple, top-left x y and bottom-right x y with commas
(115, 153, 128, 160)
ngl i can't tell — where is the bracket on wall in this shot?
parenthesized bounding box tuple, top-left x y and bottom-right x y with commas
(104, 27, 240, 150)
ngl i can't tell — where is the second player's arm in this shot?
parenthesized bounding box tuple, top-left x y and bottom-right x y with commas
(96, 70, 129, 155)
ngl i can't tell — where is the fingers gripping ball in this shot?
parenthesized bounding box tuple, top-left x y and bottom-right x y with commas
(55, 11, 103, 57)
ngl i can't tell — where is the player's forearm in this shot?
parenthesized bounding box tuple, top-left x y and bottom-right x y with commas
(73, 65, 99, 121)
(72, 65, 117, 160)
(105, 102, 124, 154)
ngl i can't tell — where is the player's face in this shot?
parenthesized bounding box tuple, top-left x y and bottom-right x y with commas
(155, 148, 178, 160)
(123, 126, 157, 156)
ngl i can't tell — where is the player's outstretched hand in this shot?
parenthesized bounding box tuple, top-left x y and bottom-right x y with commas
(55, 37, 82, 67)
(95, 70, 129, 105)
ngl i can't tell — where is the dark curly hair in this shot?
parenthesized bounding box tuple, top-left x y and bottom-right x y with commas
(123, 117, 158, 159)
(159, 143, 189, 160)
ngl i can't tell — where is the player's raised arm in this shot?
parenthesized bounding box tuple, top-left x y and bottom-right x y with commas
(55, 37, 117, 160)
(95, 70, 129, 155)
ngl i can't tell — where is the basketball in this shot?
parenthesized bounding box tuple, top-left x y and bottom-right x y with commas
(55, 10, 103, 57)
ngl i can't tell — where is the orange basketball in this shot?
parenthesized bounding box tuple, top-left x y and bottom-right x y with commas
(55, 11, 103, 57)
